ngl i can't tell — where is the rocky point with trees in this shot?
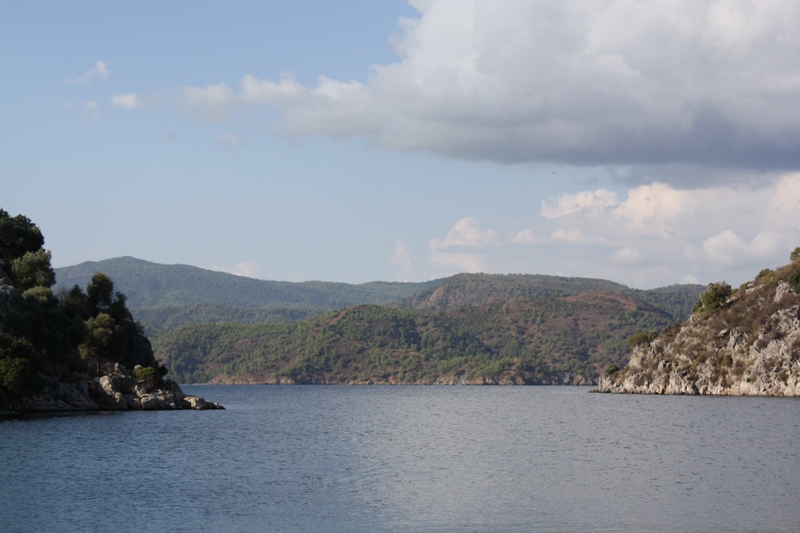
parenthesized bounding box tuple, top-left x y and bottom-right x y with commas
(0, 208, 221, 414)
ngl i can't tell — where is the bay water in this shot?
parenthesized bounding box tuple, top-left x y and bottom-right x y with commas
(1, 386, 798, 532)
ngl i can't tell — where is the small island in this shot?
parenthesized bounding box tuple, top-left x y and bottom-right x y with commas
(595, 250, 800, 396)
(0, 209, 222, 415)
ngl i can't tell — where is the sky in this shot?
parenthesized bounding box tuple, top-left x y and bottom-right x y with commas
(2, 0, 800, 289)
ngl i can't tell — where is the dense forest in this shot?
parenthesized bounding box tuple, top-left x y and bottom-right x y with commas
(0, 209, 166, 406)
(153, 291, 678, 385)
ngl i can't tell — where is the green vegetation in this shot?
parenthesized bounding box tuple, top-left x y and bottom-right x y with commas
(692, 282, 733, 313)
(132, 365, 165, 391)
(55, 259, 703, 337)
(392, 272, 703, 321)
(54, 257, 442, 335)
(790, 247, 800, 262)
(0, 209, 159, 405)
(789, 267, 800, 293)
(627, 330, 659, 349)
(154, 292, 678, 384)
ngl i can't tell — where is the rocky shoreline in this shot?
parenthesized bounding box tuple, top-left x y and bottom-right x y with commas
(1, 362, 222, 417)
(594, 274, 800, 396)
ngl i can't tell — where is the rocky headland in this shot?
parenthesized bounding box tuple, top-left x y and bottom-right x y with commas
(0, 208, 223, 416)
(595, 259, 800, 396)
(2, 362, 222, 415)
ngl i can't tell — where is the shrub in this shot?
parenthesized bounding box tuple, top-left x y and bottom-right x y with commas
(789, 266, 800, 293)
(0, 357, 41, 399)
(790, 247, 800, 262)
(604, 363, 620, 376)
(627, 331, 658, 349)
(133, 365, 162, 391)
(757, 268, 772, 279)
(693, 282, 732, 313)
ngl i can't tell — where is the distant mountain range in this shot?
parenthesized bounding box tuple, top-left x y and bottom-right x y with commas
(54, 257, 441, 335)
(55, 257, 703, 336)
(54, 256, 706, 385)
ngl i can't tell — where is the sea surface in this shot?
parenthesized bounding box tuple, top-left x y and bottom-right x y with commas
(1, 385, 799, 532)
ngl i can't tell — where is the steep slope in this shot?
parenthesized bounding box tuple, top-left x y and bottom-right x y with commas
(596, 261, 800, 396)
(153, 291, 677, 385)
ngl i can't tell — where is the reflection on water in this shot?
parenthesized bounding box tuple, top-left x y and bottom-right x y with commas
(2, 386, 799, 532)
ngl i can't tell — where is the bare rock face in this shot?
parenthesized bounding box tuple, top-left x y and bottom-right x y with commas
(3, 362, 223, 414)
(596, 267, 800, 396)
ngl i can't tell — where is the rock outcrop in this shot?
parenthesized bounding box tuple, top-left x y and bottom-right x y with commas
(595, 264, 800, 396)
(1, 362, 223, 415)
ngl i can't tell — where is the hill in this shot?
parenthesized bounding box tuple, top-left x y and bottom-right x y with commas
(54, 257, 442, 334)
(596, 255, 800, 396)
(153, 291, 677, 385)
(392, 272, 703, 321)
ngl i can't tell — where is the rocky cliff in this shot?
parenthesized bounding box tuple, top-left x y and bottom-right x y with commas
(595, 262, 800, 396)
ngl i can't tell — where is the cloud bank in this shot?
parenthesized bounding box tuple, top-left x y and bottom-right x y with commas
(175, 0, 800, 176)
(424, 173, 800, 287)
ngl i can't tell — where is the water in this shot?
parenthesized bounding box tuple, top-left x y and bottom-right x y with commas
(1, 386, 798, 532)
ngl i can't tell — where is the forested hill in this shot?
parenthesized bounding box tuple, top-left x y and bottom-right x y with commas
(55, 257, 440, 309)
(153, 291, 677, 385)
(55, 258, 704, 336)
(391, 273, 704, 321)
(54, 257, 443, 334)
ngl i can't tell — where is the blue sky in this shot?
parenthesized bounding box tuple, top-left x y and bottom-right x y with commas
(3, 0, 800, 288)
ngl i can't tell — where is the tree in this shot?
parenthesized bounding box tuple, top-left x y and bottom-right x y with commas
(11, 249, 56, 290)
(791, 247, 800, 262)
(79, 312, 124, 366)
(87, 272, 114, 313)
(693, 282, 732, 313)
(0, 209, 45, 272)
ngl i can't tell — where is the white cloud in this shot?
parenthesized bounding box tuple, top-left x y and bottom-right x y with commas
(217, 133, 243, 153)
(429, 217, 497, 250)
(83, 100, 99, 121)
(422, 173, 800, 287)
(701, 231, 786, 266)
(390, 238, 416, 280)
(541, 189, 619, 219)
(428, 217, 498, 275)
(174, 1, 800, 176)
(208, 261, 260, 278)
(110, 93, 140, 109)
(67, 61, 110, 84)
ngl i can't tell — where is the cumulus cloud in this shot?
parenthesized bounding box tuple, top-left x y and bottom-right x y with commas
(67, 61, 110, 83)
(110, 93, 140, 109)
(541, 189, 619, 219)
(208, 261, 260, 278)
(174, 1, 800, 176)
(422, 173, 800, 287)
(428, 217, 498, 275)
